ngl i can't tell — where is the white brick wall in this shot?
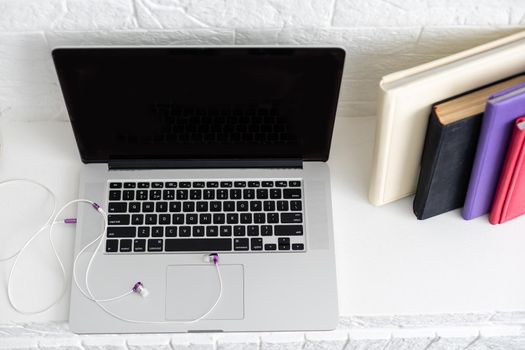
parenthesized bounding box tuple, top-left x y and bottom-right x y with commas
(0, 0, 524, 122)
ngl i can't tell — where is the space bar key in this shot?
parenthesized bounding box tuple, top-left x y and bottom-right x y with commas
(165, 239, 232, 252)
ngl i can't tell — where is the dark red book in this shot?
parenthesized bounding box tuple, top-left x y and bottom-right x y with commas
(490, 116, 525, 224)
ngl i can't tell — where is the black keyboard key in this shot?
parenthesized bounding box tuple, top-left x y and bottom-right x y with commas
(203, 189, 215, 199)
(166, 226, 177, 237)
(163, 190, 175, 200)
(289, 181, 301, 187)
(206, 226, 219, 237)
(159, 214, 171, 225)
(275, 181, 287, 187)
(138, 182, 149, 188)
(275, 225, 304, 236)
(166, 182, 177, 188)
(169, 202, 182, 212)
(123, 190, 134, 200)
(210, 201, 222, 212)
(234, 238, 249, 251)
(247, 225, 259, 236)
(234, 181, 246, 188)
(156, 202, 168, 212)
(199, 214, 212, 225)
(152, 182, 163, 188)
(224, 201, 235, 211)
(220, 181, 233, 188)
(172, 214, 184, 225)
(109, 190, 121, 201)
(248, 181, 260, 188)
(256, 189, 268, 199)
(183, 202, 195, 212)
(196, 201, 208, 212)
(179, 182, 191, 188)
(137, 190, 148, 200)
(264, 201, 275, 211)
(166, 238, 232, 252)
(131, 214, 144, 225)
(106, 239, 118, 252)
(193, 226, 205, 237)
(292, 243, 304, 251)
(206, 181, 219, 188)
(234, 226, 246, 236)
(142, 202, 154, 212)
(230, 189, 242, 199)
(190, 189, 202, 200)
(290, 200, 302, 211)
(107, 226, 136, 238)
(108, 202, 127, 213)
(283, 189, 301, 199)
(138, 226, 150, 237)
(251, 238, 263, 250)
(129, 202, 141, 212)
(240, 213, 252, 224)
(254, 213, 266, 224)
(278, 237, 290, 245)
(249, 201, 262, 212)
(145, 214, 157, 225)
(277, 201, 289, 211)
(264, 243, 276, 251)
(150, 190, 162, 200)
(227, 213, 239, 224)
(279, 244, 290, 250)
(281, 213, 303, 223)
(217, 189, 229, 199)
(270, 189, 282, 199)
(120, 239, 132, 252)
(187, 214, 198, 225)
(177, 190, 188, 200)
(236, 201, 249, 211)
(220, 225, 232, 236)
(193, 181, 205, 188)
(134, 239, 146, 252)
(267, 213, 279, 223)
(147, 239, 163, 252)
(243, 189, 255, 199)
(179, 226, 191, 237)
(124, 182, 136, 188)
(110, 182, 122, 189)
(213, 213, 225, 224)
(261, 225, 273, 236)
(262, 181, 274, 187)
(108, 214, 130, 225)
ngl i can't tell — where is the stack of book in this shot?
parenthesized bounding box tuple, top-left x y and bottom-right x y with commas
(369, 30, 525, 224)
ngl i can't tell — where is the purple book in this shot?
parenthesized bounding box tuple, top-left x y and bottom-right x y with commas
(463, 81, 525, 220)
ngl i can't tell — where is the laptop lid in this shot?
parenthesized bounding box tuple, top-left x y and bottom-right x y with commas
(52, 47, 345, 166)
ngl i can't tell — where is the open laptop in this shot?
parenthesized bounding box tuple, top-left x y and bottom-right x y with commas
(52, 47, 345, 334)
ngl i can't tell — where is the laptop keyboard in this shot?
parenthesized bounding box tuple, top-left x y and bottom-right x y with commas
(105, 180, 306, 254)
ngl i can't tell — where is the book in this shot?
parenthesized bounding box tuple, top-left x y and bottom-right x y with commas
(369, 30, 525, 206)
(463, 82, 525, 220)
(490, 117, 525, 224)
(413, 75, 525, 220)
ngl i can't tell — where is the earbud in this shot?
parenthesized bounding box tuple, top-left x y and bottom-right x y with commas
(132, 282, 149, 298)
(203, 253, 219, 264)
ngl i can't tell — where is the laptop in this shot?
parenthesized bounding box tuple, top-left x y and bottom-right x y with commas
(52, 47, 345, 334)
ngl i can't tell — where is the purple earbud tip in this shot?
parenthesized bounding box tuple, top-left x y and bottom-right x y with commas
(64, 218, 77, 224)
(92, 202, 100, 210)
(213, 255, 219, 264)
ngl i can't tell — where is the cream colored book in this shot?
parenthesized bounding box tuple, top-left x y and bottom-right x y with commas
(369, 30, 525, 206)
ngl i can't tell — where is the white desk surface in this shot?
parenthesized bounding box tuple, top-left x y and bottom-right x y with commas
(1, 116, 524, 324)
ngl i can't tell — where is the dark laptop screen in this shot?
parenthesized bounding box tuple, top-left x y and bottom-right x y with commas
(52, 47, 345, 163)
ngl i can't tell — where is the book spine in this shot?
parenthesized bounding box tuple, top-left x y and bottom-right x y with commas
(413, 110, 444, 219)
(368, 84, 395, 206)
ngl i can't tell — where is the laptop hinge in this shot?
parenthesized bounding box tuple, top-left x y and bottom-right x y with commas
(108, 159, 303, 170)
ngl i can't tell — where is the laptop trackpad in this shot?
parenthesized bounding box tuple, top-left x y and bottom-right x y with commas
(165, 264, 244, 321)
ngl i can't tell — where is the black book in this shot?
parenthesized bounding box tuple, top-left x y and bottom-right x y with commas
(413, 74, 525, 220)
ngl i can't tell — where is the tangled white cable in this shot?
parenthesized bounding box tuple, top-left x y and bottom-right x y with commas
(1, 179, 223, 323)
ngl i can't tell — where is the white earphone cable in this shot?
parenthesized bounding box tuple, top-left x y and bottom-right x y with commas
(1, 179, 223, 322)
